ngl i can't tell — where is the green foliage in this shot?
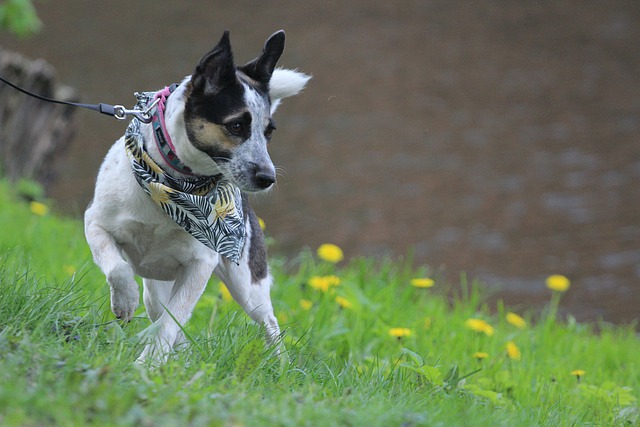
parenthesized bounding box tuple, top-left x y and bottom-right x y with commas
(0, 178, 639, 426)
(15, 178, 45, 201)
(0, 0, 41, 37)
(232, 338, 264, 383)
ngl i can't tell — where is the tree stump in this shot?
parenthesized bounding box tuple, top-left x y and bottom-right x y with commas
(0, 46, 77, 190)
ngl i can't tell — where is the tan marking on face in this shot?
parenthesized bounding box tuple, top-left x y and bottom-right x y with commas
(189, 117, 239, 152)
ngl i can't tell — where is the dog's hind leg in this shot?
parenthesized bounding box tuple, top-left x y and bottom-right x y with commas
(85, 222, 140, 322)
(137, 260, 216, 364)
(142, 278, 187, 348)
(142, 278, 173, 322)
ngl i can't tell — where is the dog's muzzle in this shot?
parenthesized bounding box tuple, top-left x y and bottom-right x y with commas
(254, 169, 276, 189)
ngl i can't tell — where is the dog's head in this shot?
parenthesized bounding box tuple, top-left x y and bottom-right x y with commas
(182, 30, 310, 192)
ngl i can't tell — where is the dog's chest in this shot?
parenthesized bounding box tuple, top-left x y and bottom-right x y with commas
(113, 216, 213, 280)
(88, 139, 219, 280)
(107, 177, 211, 279)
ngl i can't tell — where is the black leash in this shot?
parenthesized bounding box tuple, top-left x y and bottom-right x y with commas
(0, 75, 157, 123)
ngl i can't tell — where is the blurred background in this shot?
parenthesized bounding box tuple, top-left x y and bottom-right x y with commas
(1, 0, 638, 324)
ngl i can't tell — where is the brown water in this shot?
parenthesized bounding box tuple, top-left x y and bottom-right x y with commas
(2, 1, 639, 324)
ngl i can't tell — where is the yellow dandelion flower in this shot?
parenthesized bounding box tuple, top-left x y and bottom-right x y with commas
(506, 341, 521, 360)
(218, 282, 233, 302)
(388, 328, 412, 339)
(506, 312, 527, 329)
(29, 201, 49, 216)
(571, 369, 585, 378)
(299, 299, 313, 310)
(465, 318, 495, 336)
(317, 243, 344, 263)
(546, 274, 570, 292)
(335, 296, 353, 309)
(410, 278, 435, 288)
(473, 352, 489, 360)
(258, 217, 266, 230)
(308, 275, 341, 292)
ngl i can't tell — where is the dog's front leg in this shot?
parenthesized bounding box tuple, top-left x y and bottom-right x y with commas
(136, 260, 216, 364)
(85, 222, 139, 322)
(215, 262, 282, 350)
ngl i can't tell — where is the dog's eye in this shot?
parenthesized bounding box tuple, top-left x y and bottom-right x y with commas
(265, 121, 276, 141)
(264, 125, 275, 140)
(226, 122, 244, 136)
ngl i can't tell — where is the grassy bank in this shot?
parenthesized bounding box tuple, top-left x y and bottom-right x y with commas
(0, 180, 638, 426)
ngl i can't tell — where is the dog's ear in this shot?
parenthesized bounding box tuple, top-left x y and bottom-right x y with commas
(191, 30, 237, 95)
(268, 68, 311, 114)
(240, 30, 286, 85)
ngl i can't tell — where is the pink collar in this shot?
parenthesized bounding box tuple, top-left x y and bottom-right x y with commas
(151, 85, 195, 176)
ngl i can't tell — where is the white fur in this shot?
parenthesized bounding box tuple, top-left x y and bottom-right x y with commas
(166, 77, 223, 177)
(216, 80, 276, 192)
(85, 65, 308, 364)
(269, 68, 311, 114)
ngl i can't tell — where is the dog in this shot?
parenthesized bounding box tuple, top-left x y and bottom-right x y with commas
(84, 30, 310, 363)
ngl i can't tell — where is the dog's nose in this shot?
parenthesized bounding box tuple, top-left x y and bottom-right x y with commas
(254, 169, 276, 189)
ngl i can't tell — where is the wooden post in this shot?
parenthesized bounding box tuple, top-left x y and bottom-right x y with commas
(0, 46, 77, 190)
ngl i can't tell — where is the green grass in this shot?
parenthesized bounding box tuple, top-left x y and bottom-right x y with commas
(0, 179, 638, 426)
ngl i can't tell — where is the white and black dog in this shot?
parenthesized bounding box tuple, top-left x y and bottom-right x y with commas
(84, 30, 309, 363)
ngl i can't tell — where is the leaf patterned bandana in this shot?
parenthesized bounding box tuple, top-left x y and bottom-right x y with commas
(124, 90, 245, 264)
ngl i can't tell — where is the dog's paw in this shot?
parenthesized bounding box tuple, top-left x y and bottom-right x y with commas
(134, 322, 184, 366)
(111, 291, 139, 322)
(107, 266, 139, 322)
(135, 332, 171, 366)
(135, 346, 168, 367)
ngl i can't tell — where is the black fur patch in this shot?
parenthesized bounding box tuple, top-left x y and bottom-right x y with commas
(183, 30, 281, 162)
(238, 30, 285, 93)
(186, 80, 246, 125)
(184, 82, 246, 160)
(243, 195, 268, 283)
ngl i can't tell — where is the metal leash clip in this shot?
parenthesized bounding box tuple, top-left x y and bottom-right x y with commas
(1, 74, 168, 124)
(112, 97, 160, 123)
